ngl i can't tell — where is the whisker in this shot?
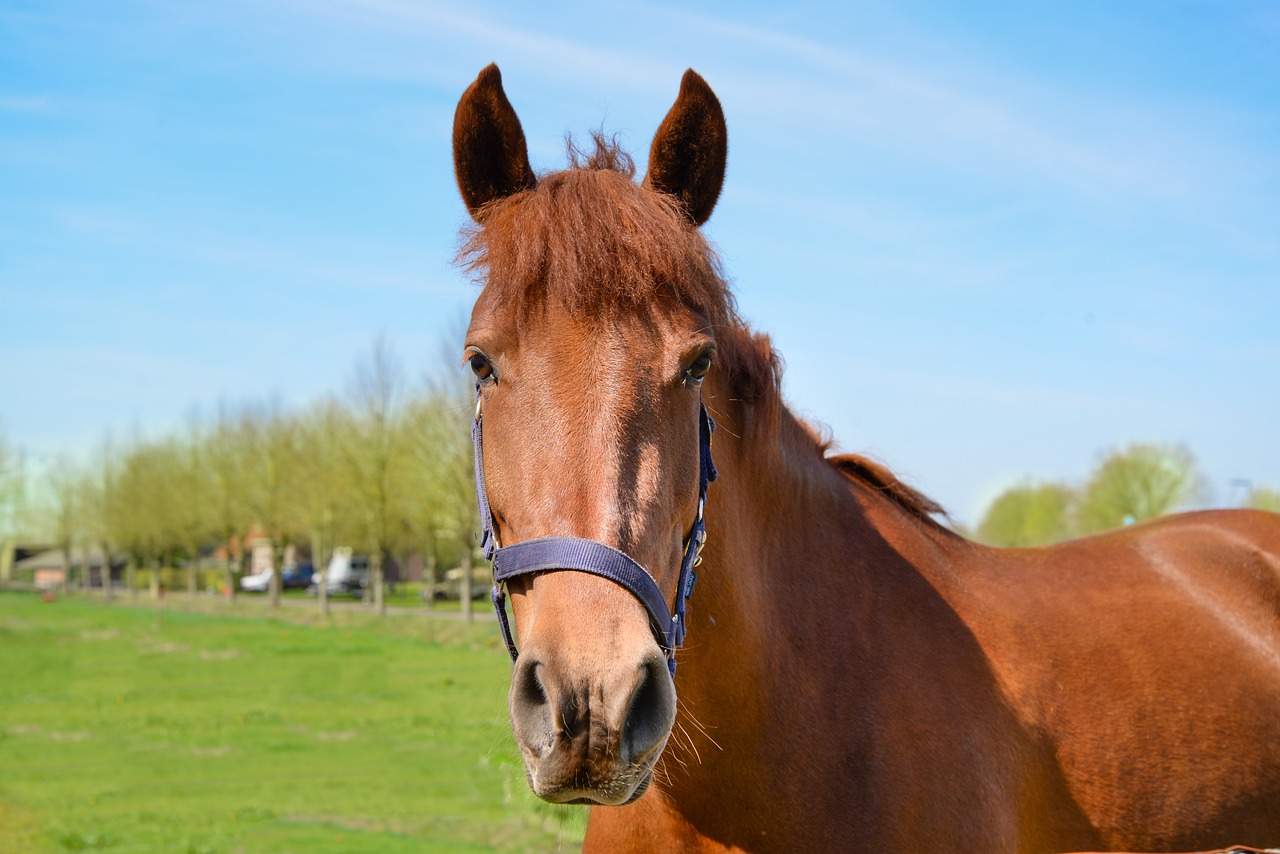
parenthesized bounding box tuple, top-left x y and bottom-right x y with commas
(677, 696, 723, 754)
(675, 720, 702, 766)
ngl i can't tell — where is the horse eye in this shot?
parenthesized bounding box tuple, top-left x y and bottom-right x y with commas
(470, 353, 494, 382)
(687, 352, 713, 383)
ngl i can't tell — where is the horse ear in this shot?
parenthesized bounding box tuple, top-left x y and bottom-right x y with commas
(644, 69, 727, 226)
(453, 64, 537, 219)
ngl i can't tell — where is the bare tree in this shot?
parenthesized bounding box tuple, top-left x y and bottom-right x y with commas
(42, 456, 82, 592)
(207, 404, 254, 602)
(242, 400, 299, 609)
(404, 365, 481, 619)
(83, 437, 120, 596)
(296, 398, 352, 617)
(345, 337, 409, 617)
(0, 424, 27, 553)
(114, 439, 172, 600)
(169, 425, 210, 598)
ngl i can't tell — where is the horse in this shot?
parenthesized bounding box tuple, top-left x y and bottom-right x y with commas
(451, 64, 1280, 853)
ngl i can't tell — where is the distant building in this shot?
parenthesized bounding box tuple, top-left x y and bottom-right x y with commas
(8, 544, 125, 588)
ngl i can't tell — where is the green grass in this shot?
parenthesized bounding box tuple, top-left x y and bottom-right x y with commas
(0, 591, 587, 853)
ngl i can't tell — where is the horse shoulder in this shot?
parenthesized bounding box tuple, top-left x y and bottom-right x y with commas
(950, 509, 1280, 851)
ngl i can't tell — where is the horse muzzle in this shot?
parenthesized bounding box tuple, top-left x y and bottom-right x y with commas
(509, 644, 676, 805)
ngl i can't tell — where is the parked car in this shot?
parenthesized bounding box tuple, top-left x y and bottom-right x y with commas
(307, 548, 369, 599)
(239, 562, 314, 593)
(239, 567, 275, 593)
(281, 562, 314, 590)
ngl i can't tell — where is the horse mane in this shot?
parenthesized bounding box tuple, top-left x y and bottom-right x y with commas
(457, 133, 949, 530)
(829, 453, 953, 529)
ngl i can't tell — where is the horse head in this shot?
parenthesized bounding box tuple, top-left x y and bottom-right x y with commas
(452, 64, 729, 806)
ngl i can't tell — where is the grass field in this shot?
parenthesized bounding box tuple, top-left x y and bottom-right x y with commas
(0, 591, 587, 853)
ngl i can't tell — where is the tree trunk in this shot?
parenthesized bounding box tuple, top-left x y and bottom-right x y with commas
(269, 540, 282, 610)
(371, 550, 385, 617)
(312, 532, 329, 619)
(424, 547, 437, 610)
(101, 543, 114, 599)
(224, 551, 236, 604)
(318, 565, 329, 618)
(150, 555, 163, 630)
(238, 548, 251, 604)
(150, 554, 162, 601)
(59, 542, 72, 595)
(127, 557, 138, 601)
(268, 566, 281, 609)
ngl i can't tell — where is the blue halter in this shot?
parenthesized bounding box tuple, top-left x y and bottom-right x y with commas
(472, 395, 717, 676)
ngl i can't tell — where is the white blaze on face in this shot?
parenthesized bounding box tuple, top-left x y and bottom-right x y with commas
(628, 442, 663, 545)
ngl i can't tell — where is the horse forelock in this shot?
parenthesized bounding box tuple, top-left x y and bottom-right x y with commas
(455, 132, 778, 404)
(565, 130, 637, 175)
(457, 133, 719, 312)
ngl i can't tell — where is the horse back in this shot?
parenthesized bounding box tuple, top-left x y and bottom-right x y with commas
(968, 509, 1280, 852)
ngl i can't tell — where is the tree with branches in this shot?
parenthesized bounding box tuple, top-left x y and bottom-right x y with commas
(977, 481, 1076, 547)
(345, 337, 410, 617)
(296, 398, 352, 617)
(0, 425, 26, 552)
(1249, 488, 1280, 513)
(1077, 443, 1205, 533)
(403, 368, 481, 618)
(43, 456, 82, 591)
(206, 405, 254, 602)
(242, 401, 299, 609)
(81, 438, 119, 596)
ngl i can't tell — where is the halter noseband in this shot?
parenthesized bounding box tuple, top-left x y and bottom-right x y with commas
(472, 393, 717, 676)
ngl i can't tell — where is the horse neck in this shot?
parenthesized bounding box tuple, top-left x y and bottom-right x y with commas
(600, 377, 1010, 849)
(696, 388, 955, 640)
(668, 386, 965, 769)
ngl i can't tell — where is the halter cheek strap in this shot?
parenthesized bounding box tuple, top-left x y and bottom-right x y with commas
(472, 395, 717, 676)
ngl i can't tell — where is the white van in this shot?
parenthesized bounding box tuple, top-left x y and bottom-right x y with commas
(309, 547, 369, 598)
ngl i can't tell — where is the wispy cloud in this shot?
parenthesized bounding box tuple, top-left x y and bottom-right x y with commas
(663, 7, 1268, 211)
(0, 94, 53, 112)
(262, 0, 679, 93)
(40, 203, 457, 298)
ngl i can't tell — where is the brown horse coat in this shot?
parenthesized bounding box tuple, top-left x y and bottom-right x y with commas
(452, 64, 1280, 853)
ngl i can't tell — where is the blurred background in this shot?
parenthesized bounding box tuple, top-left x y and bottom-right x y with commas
(1, 2, 1278, 848)
(3, 0, 1279, 541)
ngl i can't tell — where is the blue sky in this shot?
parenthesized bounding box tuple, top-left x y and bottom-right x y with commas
(2, 0, 1277, 525)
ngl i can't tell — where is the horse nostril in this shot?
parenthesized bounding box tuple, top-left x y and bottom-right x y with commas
(511, 658, 554, 753)
(515, 658, 547, 708)
(621, 655, 677, 763)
